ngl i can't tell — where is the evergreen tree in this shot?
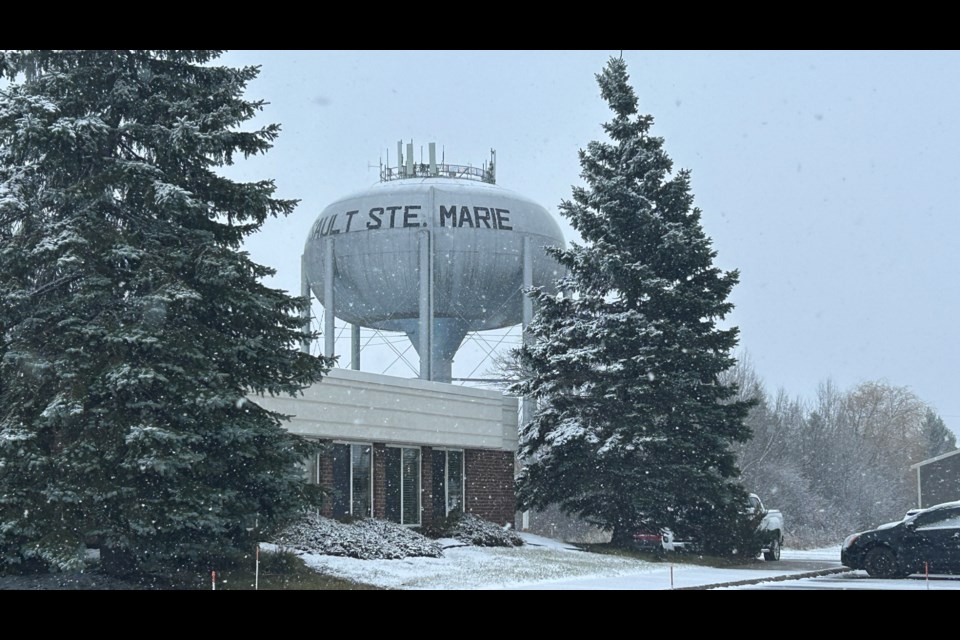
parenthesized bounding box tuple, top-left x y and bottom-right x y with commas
(0, 50, 330, 573)
(922, 409, 956, 459)
(515, 57, 755, 554)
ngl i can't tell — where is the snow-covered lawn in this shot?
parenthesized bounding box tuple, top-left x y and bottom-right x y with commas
(299, 534, 847, 590)
(300, 533, 656, 589)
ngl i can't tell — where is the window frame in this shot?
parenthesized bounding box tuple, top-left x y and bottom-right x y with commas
(386, 444, 422, 526)
(330, 441, 374, 518)
(434, 448, 465, 517)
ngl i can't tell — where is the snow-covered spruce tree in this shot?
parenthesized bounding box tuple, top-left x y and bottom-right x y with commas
(922, 409, 956, 459)
(0, 50, 331, 573)
(515, 57, 756, 555)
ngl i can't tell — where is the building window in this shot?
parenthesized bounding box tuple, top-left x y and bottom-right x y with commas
(433, 449, 464, 517)
(385, 446, 420, 525)
(330, 443, 372, 518)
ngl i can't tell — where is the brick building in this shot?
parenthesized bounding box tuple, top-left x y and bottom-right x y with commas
(255, 368, 518, 527)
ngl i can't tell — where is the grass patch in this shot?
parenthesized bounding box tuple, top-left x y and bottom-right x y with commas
(0, 549, 381, 590)
(210, 550, 381, 590)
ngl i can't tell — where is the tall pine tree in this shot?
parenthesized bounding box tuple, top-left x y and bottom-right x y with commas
(0, 50, 331, 573)
(515, 57, 755, 553)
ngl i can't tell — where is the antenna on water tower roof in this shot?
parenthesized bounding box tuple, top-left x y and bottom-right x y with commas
(379, 140, 498, 184)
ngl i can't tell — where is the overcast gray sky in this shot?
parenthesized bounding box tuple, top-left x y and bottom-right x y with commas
(220, 50, 960, 432)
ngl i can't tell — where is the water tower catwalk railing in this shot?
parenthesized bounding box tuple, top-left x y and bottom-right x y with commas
(380, 163, 494, 184)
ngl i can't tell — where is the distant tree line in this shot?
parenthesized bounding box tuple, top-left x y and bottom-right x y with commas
(724, 355, 956, 546)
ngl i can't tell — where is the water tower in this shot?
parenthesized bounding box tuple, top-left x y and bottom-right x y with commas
(303, 142, 565, 383)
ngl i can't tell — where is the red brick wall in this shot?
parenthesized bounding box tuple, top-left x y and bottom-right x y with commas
(314, 441, 516, 528)
(420, 447, 434, 526)
(316, 441, 334, 518)
(372, 443, 388, 519)
(465, 449, 516, 526)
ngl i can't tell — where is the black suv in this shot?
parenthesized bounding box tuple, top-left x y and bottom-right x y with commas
(841, 501, 960, 578)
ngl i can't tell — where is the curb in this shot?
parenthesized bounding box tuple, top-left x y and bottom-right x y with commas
(673, 567, 852, 590)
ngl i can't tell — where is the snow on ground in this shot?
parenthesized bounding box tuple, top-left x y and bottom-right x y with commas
(509, 547, 840, 590)
(301, 533, 659, 589)
(780, 545, 842, 562)
(300, 534, 848, 590)
(726, 570, 960, 590)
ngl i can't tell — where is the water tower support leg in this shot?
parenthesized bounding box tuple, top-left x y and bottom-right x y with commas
(351, 324, 361, 370)
(522, 236, 533, 332)
(521, 236, 535, 424)
(419, 230, 432, 380)
(300, 254, 311, 354)
(324, 237, 335, 360)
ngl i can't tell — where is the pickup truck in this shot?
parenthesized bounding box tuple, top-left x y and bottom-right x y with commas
(746, 493, 784, 561)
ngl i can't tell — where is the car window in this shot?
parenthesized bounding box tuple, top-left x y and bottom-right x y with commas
(915, 512, 960, 531)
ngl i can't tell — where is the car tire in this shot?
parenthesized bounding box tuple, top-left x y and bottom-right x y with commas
(763, 537, 781, 561)
(863, 546, 902, 578)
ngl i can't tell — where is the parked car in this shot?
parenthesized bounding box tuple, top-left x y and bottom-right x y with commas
(841, 500, 960, 578)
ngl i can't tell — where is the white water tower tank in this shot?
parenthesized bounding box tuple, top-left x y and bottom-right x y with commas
(304, 142, 565, 382)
